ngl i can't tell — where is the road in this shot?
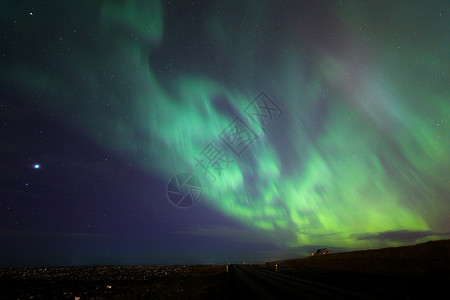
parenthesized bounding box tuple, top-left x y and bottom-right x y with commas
(229, 265, 377, 299)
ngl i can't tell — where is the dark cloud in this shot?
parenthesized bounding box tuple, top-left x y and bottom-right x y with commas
(354, 230, 450, 243)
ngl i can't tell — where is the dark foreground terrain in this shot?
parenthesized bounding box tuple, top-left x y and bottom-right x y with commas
(0, 265, 231, 299)
(1, 240, 449, 299)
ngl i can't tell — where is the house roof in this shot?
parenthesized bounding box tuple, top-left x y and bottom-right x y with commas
(315, 248, 332, 254)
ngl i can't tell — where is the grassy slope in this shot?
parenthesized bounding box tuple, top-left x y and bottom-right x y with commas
(267, 239, 450, 277)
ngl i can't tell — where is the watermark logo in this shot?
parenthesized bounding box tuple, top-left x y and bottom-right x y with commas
(168, 91, 283, 208)
(194, 142, 234, 182)
(245, 91, 283, 131)
(219, 116, 258, 156)
(167, 173, 202, 208)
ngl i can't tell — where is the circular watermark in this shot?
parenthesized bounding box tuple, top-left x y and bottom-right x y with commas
(167, 172, 202, 208)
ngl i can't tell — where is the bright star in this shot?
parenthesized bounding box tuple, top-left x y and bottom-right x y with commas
(34, 164, 40, 169)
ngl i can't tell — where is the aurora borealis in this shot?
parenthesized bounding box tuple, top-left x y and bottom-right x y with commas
(1, 1, 449, 266)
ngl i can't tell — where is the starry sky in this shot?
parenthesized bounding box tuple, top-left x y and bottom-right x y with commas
(1, 1, 449, 266)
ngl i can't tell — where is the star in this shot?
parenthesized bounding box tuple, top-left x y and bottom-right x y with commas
(34, 164, 40, 169)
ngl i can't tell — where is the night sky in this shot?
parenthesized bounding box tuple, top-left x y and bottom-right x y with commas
(1, 1, 449, 267)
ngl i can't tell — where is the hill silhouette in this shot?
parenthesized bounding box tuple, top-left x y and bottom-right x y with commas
(266, 239, 450, 277)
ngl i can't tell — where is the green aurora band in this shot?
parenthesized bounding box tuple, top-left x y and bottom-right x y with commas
(2, 1, 449, 251)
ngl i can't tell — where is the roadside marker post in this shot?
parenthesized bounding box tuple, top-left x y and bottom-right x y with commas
(275, 264, 277, 272)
